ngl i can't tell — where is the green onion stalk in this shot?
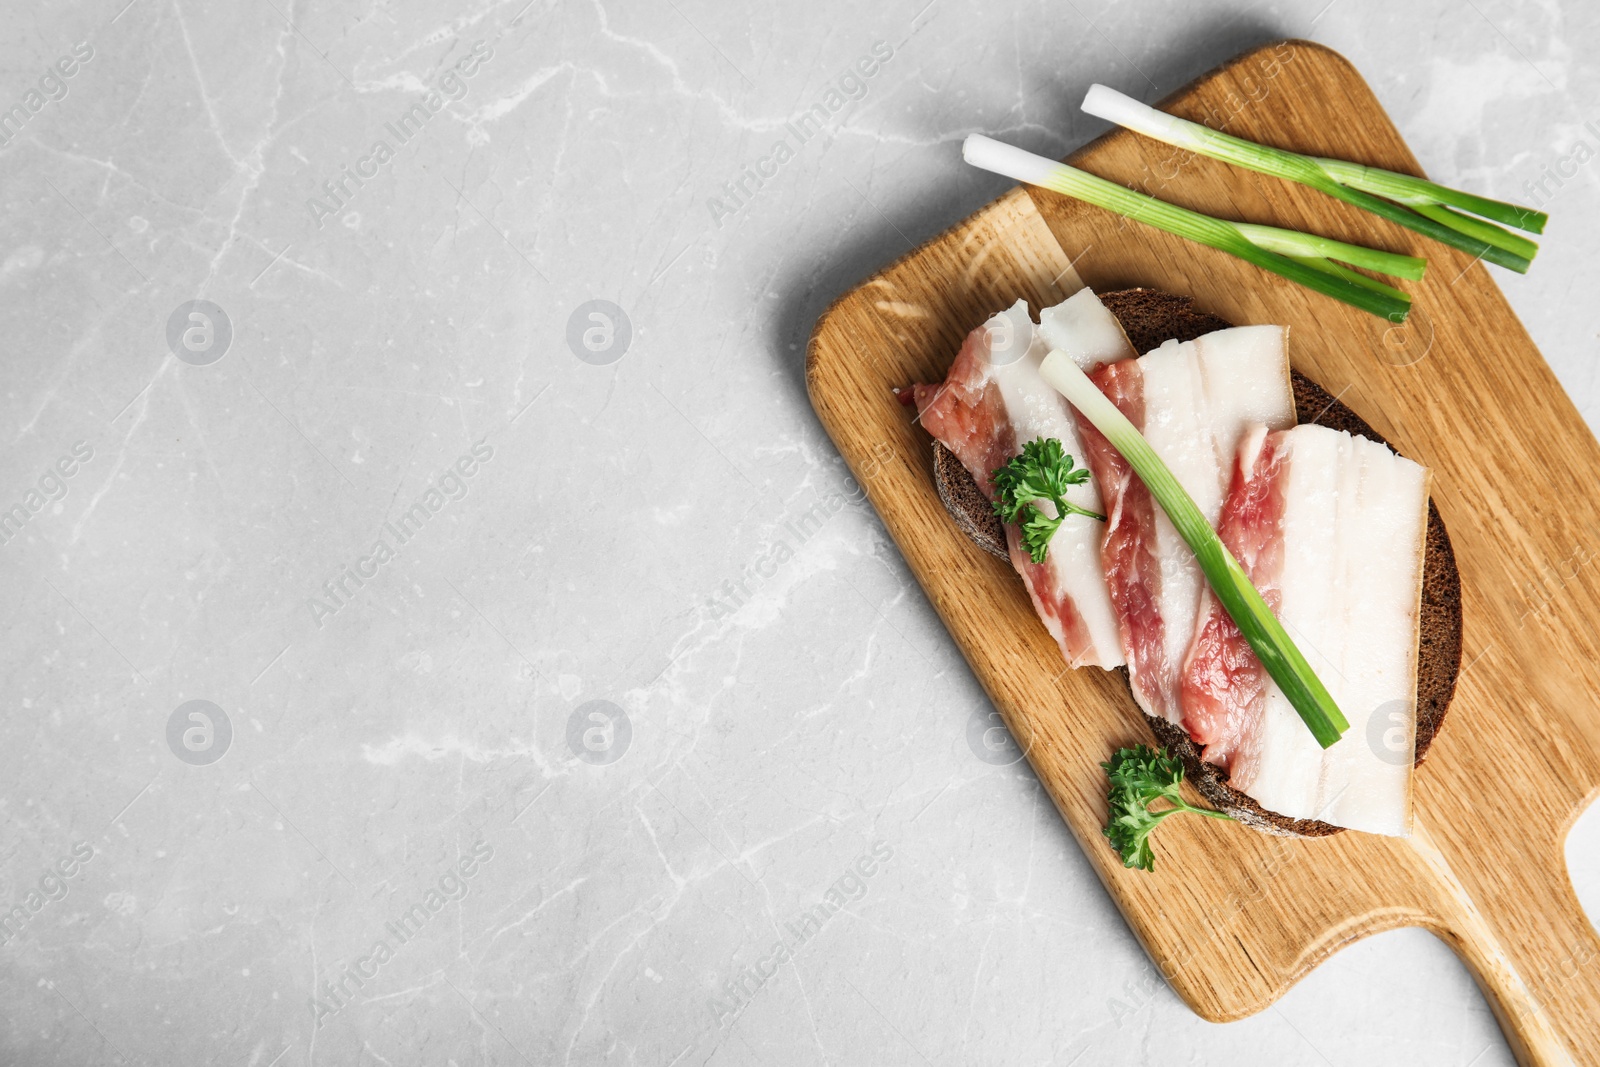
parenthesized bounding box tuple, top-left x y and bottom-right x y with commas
(964, 134, 1423, 322)
(1037, 350, 1350, 749)
(1082, 84, 1545, 273)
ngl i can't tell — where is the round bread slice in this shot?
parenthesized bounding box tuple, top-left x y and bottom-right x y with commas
(928, 288, 1462, 837)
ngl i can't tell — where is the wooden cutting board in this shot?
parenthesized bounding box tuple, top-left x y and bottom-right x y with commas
(806, 39, 1600, 1065)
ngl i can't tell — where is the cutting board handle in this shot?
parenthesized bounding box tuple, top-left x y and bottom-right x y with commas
(1414, 823, 1597, 1067)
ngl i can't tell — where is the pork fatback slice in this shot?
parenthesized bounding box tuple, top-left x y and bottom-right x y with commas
(912, 293, 1135, 668)
(1075, 326, 1294, 721)
(1180, 423, 1429, 837)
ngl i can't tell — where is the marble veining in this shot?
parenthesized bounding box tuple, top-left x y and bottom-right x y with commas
(1, 0, 1597, 1063)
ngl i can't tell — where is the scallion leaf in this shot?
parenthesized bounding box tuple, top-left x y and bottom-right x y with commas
(1037, 349, 1350, 749)
(963, 134, 1417, 322)
(1082, 83, 1545, 273)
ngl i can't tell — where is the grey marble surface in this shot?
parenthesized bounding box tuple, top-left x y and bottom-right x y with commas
(1, 0, 1597, 1063)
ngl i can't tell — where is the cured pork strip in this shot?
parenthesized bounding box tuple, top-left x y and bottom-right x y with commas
(1181, 423, 1429, 837)
(1075, 327, 1294, 722)
(912, 292, 1135, 668)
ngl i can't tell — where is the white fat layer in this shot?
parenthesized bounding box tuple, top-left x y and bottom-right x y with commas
(1137, 326, 1294, 716)
(988, 298, 1130, 668)
(1241, 425, 1428, 838)
(1038, 287, 1138, 370)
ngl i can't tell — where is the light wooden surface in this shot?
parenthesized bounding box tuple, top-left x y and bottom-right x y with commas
(806, 40, 1600, 1066)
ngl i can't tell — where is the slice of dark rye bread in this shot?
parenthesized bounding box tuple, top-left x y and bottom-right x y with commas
(926, 288, 1462, 838)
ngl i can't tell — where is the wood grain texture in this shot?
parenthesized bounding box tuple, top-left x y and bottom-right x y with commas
(806, 40, 1600, 1066)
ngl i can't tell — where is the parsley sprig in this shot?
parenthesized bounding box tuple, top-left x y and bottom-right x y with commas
(1103, 744, 1235, 872)
(991, 438, 1104, 564)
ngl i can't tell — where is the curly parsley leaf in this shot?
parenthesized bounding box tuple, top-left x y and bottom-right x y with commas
(990, 438, 1104, 563)
(1101, 744, 1235, 872)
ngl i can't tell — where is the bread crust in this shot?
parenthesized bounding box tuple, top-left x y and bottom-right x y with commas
(924, 289, 1462, 837)
(931, 441, 1008, 559)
